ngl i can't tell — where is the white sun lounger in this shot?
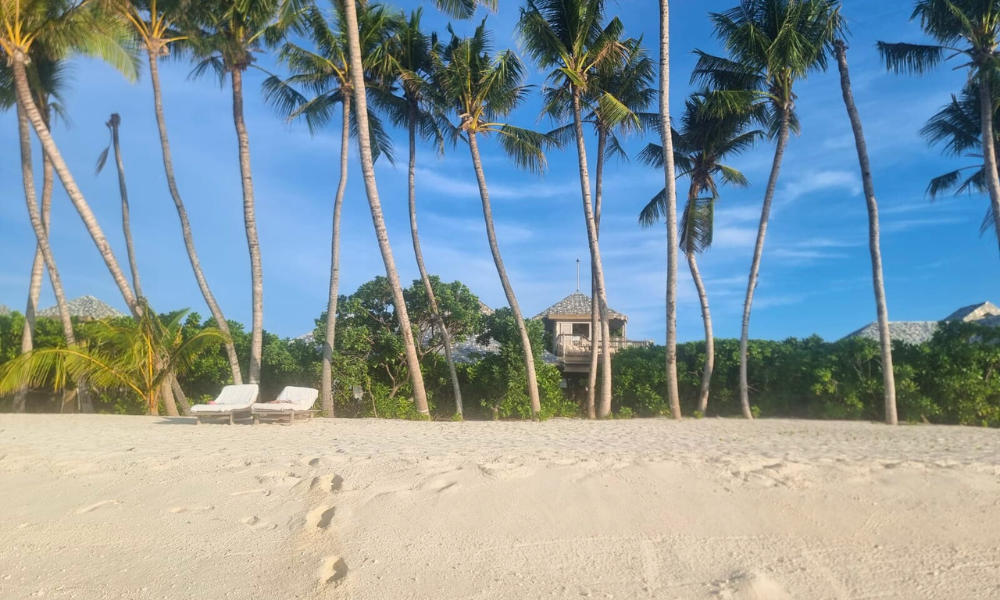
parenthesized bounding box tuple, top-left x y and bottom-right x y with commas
(252, 386, 319, 424)
(190, 384, 259, 425)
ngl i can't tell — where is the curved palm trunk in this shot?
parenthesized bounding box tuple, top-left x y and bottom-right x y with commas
(408, 110, 464, 417)
(147, 52, 243, 385)
(835, 42, 897, 425)
(342, 0, 430, 417)
(230, 68, 264, 385)
(586, 129, 608, 419)
(14, 152, 53, 413)
(171, 376, 191, 415)
(978, 71, 1000, 254)
(321, 96, 351, 418)
(570, 90, 613, 418)
(658, 0, 682, 420)
(688, 251, 713, 414)
(738, 108, 791, 420)
(109, 114, 143, 299)
(468, 131, 541, 419)
(12, 54, 138, 316)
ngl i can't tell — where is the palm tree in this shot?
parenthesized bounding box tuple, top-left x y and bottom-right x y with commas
(0, 301, 225, 415)
(519, 0, 623, 419)
(1, 0, 142, 321)
(340, 0, 430, 417)
(376, 9, 467, 417)
(432, 0, 497, 19)
(657, 0, 682, 420)
(262, 0, 396, 417)
(693, 0, 843, 419)
(639, 94, 763, 416)
(0, 50, 83, 412)
(97, 113, 143, 299)
(433, 20, 553, 420)
(547, 36, 656, 418)
(922, 81, 1000, 236)
(879, 0, 1000, 256)
(189, 0, 305, 386)
(117, 0, 244, 386)
(834, 40, 897, 425)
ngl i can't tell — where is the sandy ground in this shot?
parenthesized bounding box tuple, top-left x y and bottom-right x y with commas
(1, 415, 999, 600)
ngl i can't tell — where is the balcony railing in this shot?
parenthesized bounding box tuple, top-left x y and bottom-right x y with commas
(553, 334, 653, 358)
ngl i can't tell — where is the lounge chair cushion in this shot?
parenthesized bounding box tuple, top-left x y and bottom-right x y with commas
(253, 386, 318, 413)
(191, 384, 259, 414)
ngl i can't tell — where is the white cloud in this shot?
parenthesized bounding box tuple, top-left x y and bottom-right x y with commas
(781, 170, 862, 202)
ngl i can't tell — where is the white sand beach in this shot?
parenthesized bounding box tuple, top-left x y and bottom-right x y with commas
(1, 415, 999, 599)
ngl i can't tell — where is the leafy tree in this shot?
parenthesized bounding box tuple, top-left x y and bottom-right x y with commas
(693, 0, 844, 419)
(0, 303, 225, 415)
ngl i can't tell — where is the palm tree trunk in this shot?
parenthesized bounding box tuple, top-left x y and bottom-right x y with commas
(468, 130, 541, 419)
(109, 114, 143, 299)
(408, 110, 464, 418)
(835, 42, 897, 425)
(586, 129, 608, 419)
(739, 108, 791, 420)
(321, 96, 351, 418)
(658, 0, 682, 420)
(978, 71, 1000, 254)
(12, 53, 138, 316)
(147, 51, 243, 385)
(171, 376, 191, 415)
(688, 251, 713, 415)
(13, 151, 53, 413)
(570, 90, 613, 418)
(342, 0, 430, 417)
(159, 377, 179, 417)
(230, 68, 264, 386)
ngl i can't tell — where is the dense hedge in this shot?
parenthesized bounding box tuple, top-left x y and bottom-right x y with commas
(612, 322, 1000, 426)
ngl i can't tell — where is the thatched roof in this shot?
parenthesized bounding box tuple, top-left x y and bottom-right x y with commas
(533, 292, 625, 320)
(944, 301, 1000, 323)
(38, 296, 126, 320)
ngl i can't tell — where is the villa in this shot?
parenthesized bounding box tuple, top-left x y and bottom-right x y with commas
(534, 291, 653, 374)
(843, 301, 1000, 345)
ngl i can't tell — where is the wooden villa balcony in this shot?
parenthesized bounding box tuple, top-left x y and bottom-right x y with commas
(553, 334, 653, 363)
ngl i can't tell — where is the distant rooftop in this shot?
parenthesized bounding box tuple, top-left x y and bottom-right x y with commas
(844, 301, 1000, 345)
(38, 296, 126, 320)
(533, 292, 625, 320)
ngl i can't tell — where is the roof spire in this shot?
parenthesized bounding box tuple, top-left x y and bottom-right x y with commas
(576, 259, 580, 293)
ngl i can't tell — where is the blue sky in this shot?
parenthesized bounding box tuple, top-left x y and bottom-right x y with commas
(1, 0, 997, 343)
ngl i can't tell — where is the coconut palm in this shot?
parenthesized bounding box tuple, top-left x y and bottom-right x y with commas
(922, 81, 1000, 236)
(339, 0, 431, 416)
(0, 301, 225, 415)
(879, 0, 1000, 256)
(546, 36, 656, 419)
(374, 9, 467, 417)
(117, 0, 245, 386)
(262, 0, 396, 417)
(834, 40, 897, 425)
(639, 94, 764, 416)
(433, 20, 553, 420)
(96, 113, 143, 299)
(189, 0, 305, 386)
(1, 51, 83, 412)
(432, 0, 497, 19)
(1, 0, 142, 321)
(693, 0, 844, 419)
(518, 0, 623, 419)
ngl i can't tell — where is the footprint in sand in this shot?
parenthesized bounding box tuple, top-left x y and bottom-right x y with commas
(76, 500, 120, 514)
(241, 516, 278, 530)
(318, 556, 348, 586)
(478, 462, 534, 481)
(712, 572, 790, 600)
(169, 505, 214, 514)
(306, 505, 337, 530)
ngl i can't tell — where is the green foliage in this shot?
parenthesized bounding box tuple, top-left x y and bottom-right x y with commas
(613, 324, 1000, 427)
